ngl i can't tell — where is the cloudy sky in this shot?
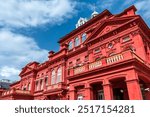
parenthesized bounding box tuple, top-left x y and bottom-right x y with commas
(0, 0, 150, 82)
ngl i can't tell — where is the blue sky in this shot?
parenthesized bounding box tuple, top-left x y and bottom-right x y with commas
(0, 0, 150, 81)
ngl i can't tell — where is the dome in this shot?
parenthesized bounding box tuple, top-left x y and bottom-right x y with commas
(91, 11, 99, 18)
(76, 17, 88, 28)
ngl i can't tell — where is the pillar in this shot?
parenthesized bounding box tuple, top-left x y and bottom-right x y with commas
(103, 83, 113, 100)
(69, 85, 76, 100)
(126, 79, 143, 100)
(126, 70, 143, 100)
(84, 83, 92, 100)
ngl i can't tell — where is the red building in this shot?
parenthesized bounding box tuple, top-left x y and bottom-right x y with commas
(1, 5, 150, 100)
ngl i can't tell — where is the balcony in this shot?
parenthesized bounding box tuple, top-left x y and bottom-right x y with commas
(68, 50, 149, 76)
(2, 89, 31, 96)
(44, 82, 67, 93)
(106, 54, 123, 64)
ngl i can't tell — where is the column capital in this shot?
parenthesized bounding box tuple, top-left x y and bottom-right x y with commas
(102, 82, 112, 86)
(125, 79, 139, 83)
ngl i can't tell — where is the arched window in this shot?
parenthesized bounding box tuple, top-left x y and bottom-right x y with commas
(51, 70, 56, 85)
(40, 79, 44, 90)
(82, 33, 87, 42)
(45, 76, 48, 86)
(56, 67, 62, 83)
(28, 83, 31, 91)
(35, 81, 39, 91)
(75, 37, 80, 47)
(68, 41, 73, 50)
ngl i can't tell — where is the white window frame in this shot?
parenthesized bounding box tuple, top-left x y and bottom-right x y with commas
(56, 67, 62, 83)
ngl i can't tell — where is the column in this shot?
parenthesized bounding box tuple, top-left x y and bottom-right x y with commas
(126, 79, 143, 100)
(84, 83, 92, 100)
(69, 85, 76, 100)
(103, 83, 113, 100)
(126, 70, 143, 100)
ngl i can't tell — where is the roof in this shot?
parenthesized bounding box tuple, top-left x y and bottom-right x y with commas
(0, 81, 11, 89)
(58, 5, 137, 44)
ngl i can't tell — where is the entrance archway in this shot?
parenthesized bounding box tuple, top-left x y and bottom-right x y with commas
(110, 78, 129, 100)
(91, 82, 104, 100)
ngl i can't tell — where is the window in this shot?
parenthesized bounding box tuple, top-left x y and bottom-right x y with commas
(77, 94, 83, 100)
(56, 67, 62, 83)
(51, 70, 56, 85)
(94, 48, 100, 53)
(76, 58, 81, 65)
(108, 43, 113, 49)
(40, 80, 44, 90)
(45, 76, 48, 86)
(36, 81, 39, 91)
(28, 83, 31, 90)
(85, 55, 89, 62)
(68, 41, 73, 50)
(123, 36, 130, 42)
(82, 33, 87, 42)
(75, 37, 80, 47)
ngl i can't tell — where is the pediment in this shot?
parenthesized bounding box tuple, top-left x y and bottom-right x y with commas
(97, 25, 120, 37)
(19, 66, 33, 76)
(84, 16, 138, 44)
(19, 62, 39, 76)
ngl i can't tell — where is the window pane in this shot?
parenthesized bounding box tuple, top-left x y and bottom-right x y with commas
(75, 37, 80, 47)
(51, 70, 55, 85)
(56, 68, 62, 83)
(82, 33, 86, 42)
(68, 41, 73, 50)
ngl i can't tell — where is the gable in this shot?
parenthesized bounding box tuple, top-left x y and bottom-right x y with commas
(19, 62, 39, 76)
(84, 16, 138, 44)
(97, 25, 120, 37)
(19, 66, 33, 76)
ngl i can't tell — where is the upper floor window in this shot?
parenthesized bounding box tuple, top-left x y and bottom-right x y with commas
(40, 79, 44, 90)
(28, 83, 31, 91)
(51, 70, 56, 85)
(94, 48, 100, 53)
(36, 81, 39, 91)
(75, 37, 80, 47)
(45, 76, 48, 86)
(68, 41, 73, 50)
(56, 67, 62, 83)
(123, 36, 130, 42)
(85, 55, 89, 62)
(76, 58, 81, 65)
(82, 33, 87, 42)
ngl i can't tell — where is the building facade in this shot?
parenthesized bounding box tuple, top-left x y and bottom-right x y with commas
(1, 5, 150, 100)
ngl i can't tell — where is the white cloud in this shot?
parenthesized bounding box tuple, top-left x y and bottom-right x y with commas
(0, 0, 76, 28)
(0, 29, 49, 81)
(0, 66, 20, 78)
(135, 0, 150, 19)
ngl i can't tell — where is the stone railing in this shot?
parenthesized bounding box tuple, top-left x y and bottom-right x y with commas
(106, 54, 123, 64)
(15, 89, 31, 95)
(74, 65, 86, 75)
(46, 82, 66, 91)
(67, 50, 149, 76)
(89, 61, 102, 70)
(2, 89, 31, 96)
